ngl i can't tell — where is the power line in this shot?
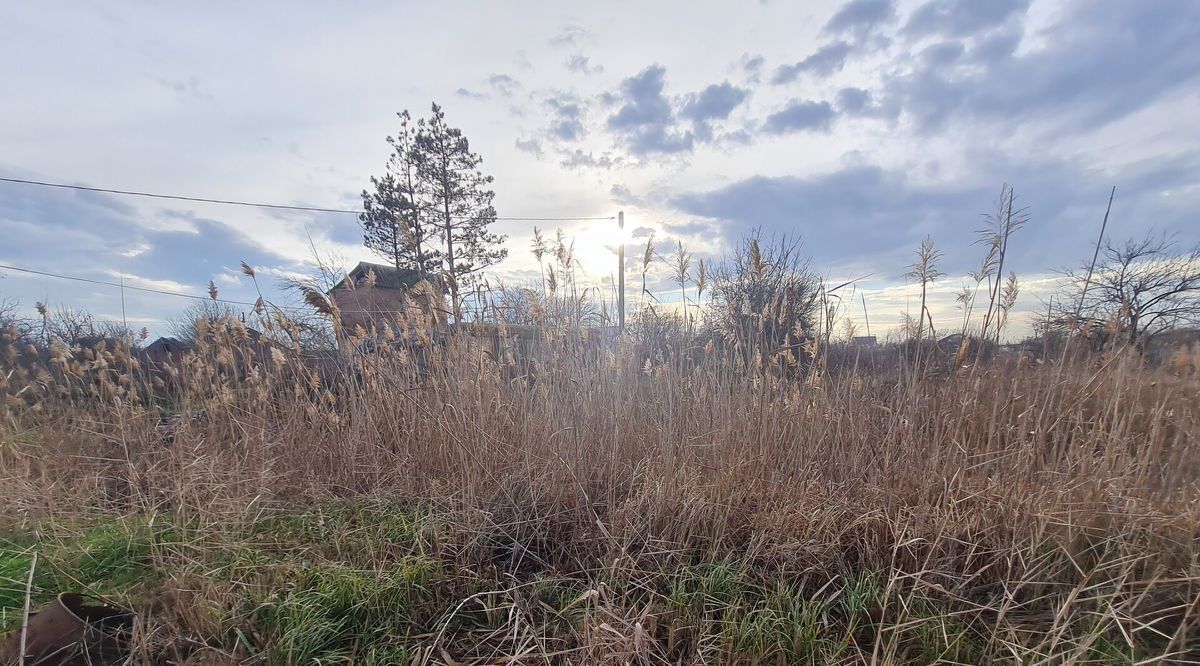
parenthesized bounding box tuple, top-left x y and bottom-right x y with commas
(0, 262, 403, 316)
(0, 176, 615, 221)
(0, 262, 288, 310)
(0, 261, 552, 319)
(0, 177, 356, 215)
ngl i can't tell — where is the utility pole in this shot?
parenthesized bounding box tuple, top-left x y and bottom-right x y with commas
(860, 292, 871, 338)
(618, 210, 625, 331)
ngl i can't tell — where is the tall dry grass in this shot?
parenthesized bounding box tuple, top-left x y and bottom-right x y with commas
(1, 317, 1199, 663)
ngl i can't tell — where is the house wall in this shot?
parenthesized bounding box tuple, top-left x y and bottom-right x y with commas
(329, 281, 447, 337)
(142, 342, 188, 370)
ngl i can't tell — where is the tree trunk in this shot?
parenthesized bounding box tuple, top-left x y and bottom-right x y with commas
(391, 212, 401, 269)
(406, 167, 427, 270)
(439, 145, 459, 320)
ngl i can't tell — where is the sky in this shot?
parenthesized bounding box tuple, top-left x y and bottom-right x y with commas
(1, 0, 1198, 339)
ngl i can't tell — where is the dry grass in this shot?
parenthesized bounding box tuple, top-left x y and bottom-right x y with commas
(1, 319, 1199, 664)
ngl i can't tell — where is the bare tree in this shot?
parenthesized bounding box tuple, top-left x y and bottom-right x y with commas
(1057, 232, 1200, 345)
(0, 298, 31, 338)
(38, 305, 134, 346)
(169, 299, 243, 344)
(0, 299, 34, 360)
(271, 245, 344, 351)
(488, 282, 602, 328)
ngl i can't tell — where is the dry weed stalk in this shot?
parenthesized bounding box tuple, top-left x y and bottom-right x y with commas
(0, 311, 1197, 662)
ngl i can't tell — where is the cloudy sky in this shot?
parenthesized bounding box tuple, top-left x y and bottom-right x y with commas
(2, 0, 1198, 337)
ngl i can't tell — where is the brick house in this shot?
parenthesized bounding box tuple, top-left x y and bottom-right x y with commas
(327, 262, 448, 338)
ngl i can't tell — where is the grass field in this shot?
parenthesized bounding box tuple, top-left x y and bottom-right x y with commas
(2, 321, 1199, 663)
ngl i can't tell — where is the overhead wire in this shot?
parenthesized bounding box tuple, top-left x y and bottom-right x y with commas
(0, 175, 624, 321)
(1, 262, 297, 310)
(0, 262, 432, 316)
(0, 176, 615, 221)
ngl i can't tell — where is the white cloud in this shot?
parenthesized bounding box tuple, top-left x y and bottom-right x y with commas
(103, 271, 194, 294)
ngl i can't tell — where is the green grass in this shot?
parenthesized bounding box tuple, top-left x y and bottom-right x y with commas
(160, 500, 447, 663)
(0, 505, 1164, 663)
(250, 558, 440, 664)
(252, 499, 430, 559)
(725, 582, 847, 663)
(0, 516, 173, 631)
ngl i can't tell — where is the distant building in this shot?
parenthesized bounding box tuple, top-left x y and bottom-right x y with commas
(852, 335, 877, 347)
(327, 262, 448, 337)
(144, 337, 191, 364)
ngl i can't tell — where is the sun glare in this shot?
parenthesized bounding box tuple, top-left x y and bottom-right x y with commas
(570, 219, 631, 279)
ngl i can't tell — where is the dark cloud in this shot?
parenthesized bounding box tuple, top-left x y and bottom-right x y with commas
(680, 82, 748, 122)
(825, 0, 896, 36)
(608, 66, 673, 129)
(630, 226, 656, 240)
(663, 220, 716, 236)
(742, 54, 765, 83)
(606, 65, 695, 156)
(920, 41, 964, 66)
(601, 66, 752, 155)
(772, 42, 854, 83)
(0, 180, 141, 273)
(549, 25, 591, 48)
(722, 128, 754, 145)
(297, 208, 365, 249)
(837, 87, 899, 120)
(512, 50, 534, 71)
(627, 127, 694, 155)
(565, 54, 603, 75)
(455, 88, 489, 101)
(970, 27, 1022, 62)
(673, 166, 955, 268)
(559, 149, 622, 170)
(837, 88, 871, 114)
(127, 214, 294, 285)
(154, 74, 212, 102)
(762, 99, 836, 134)
(681, 82, 748, 142)
(672, 154, 1200, 277)
(904, 0, 1029, 37)
(488, 74, 521, 97)
(514, 137, 543, 158)
(610, 184, 644, 207)
(0, 178, 302, 325)
(886, 0, 1200, 134)
(550, 118, 585, 141)
(546, 93, 586, 142)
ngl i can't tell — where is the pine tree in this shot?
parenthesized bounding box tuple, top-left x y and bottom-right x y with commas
(415, 103, 507, 316)
(360, 110, 440, 271)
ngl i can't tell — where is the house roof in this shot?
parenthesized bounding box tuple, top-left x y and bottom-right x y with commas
(337, 262, 446, 293)
(145, 327, 262, 352)
(145, 336, 192, 352)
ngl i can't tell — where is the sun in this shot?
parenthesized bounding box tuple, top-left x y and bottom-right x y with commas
(572, 219, 632, 279)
